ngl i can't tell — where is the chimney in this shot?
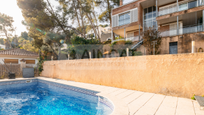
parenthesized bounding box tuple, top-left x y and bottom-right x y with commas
(120, 0, 123, 6)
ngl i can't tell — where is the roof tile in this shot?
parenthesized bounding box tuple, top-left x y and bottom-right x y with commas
(0, 48, 38, 57)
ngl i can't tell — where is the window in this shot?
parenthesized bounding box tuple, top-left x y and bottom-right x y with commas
(188, 0, 197, 9)
(127, 32, 134, 38)
(25, 60, 35, 64)
(144, 6, 157, 29)
(4, 59, 18, 64)
(119, 12, 130, 26)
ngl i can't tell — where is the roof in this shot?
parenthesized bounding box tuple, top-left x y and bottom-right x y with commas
(0, 48, 38, 57)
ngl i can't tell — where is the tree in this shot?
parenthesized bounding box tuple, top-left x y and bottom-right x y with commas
(17, 0, 82, 46)
(143, 27, 162, 55)
(96, 0, 119, 40)
(0, 13, 15, 49)
(58, 0, 101, 41)
(0, 38, 4, 45)
(96, 0, 119, 25)
(21, 31, 29, 40)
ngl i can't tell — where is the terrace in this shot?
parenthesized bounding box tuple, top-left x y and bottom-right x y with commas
(158, 0, 204, 16)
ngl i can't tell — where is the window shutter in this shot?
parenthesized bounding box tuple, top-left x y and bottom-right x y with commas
(131, 8, 138, 23)
(130, 11, 134, 23)
(112, 15, 118, 27)
(112, 16, 115, 27)
(112, 15, 119, 27)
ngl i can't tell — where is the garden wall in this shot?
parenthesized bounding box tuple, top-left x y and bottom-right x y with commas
(0, 64, 22, 79)
(41, 53, 204, 98)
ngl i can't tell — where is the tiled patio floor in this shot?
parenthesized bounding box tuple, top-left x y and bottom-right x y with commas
(40, 77, 204, 115)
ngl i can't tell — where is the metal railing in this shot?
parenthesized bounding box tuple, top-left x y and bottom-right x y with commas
(126, 36, 141, 42)
(112, 36, 141, 43)
(160, 29, 182, 37)
(160, 24, 203, 37)
(158, 0, 204, 16)
(183, 24, 203, 34)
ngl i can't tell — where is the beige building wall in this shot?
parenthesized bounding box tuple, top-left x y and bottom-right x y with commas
(41, 53, 204, 98)
(159, 33, 204, 54)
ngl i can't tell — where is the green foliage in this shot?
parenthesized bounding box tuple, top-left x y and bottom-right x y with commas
(0, 38, 4, 45)
(115, 36, 123, 40)
(21, 31, 32, 40)
(125, 41, 133, 45)
(0, 13, 15, 49)
(69, 36, 102, 59)
(71, 36, 101, 45)
(99, 24, 109, 27)
(38, 55, 44, 75)
(191, 94, 196, 100)
(17, 0, 77, 46)
(111, 40, 133, 46)
(96, 0, 120, 23)
(0, 72, 6, 79)
(103, 40, 112, 44)
(132, 51, 142, 56)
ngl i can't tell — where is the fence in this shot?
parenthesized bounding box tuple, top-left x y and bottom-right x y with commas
(0, 64, 22, 79)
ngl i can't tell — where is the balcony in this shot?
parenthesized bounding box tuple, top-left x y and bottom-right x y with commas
(160, 24, 203, 37)
(112, 36, 141, 43)
(158, 0, 204, 16)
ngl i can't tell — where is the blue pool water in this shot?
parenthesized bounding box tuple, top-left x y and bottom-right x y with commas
(0, 80, 113, 115)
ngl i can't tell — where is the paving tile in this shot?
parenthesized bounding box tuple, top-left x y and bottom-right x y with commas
(39, 78, 200, 115)
(134, 94, 165, 115)
(128, 93, 154, 115)
(155, 96, 178, 115)
(176, 98, 195, 115)
(109, 89, 127, 96)
(123, 91, 144, 105)
(101, 87, 120, 94)
(116, 90, 135, 99)
(193, 101, 204, 115)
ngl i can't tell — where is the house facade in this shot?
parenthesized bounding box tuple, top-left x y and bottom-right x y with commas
(0, 48, 38, 67)
(86, 26, 112, 42)
(111, 0, 204, 54)
(0, 44, 5, 50)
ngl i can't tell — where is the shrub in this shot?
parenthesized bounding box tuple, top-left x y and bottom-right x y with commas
(103, 40, 111, 44)
(191, 95, 196, 100)
(38, 56, 44, 75)
(125, 40, 133, 45)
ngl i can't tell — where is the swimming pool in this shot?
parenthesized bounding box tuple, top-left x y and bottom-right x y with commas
(0, 79, 114, 115)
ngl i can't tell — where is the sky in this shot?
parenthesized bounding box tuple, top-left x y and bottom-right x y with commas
(0, 0, 27, 37)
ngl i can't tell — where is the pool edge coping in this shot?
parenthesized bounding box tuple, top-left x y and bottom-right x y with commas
(0, 77, 129, 115)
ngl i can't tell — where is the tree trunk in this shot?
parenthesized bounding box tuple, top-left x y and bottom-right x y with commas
(91, 11, 101, 41)
(79, 8, 86, 39)
(107, 0, 115, 40)
(77, 0, 100, 40)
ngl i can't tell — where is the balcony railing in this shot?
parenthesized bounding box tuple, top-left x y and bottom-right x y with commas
(158, 0, 204, 16)
(126, 36, 141, 42)
(160, 24, 203, 37)
(160, 29, 182, 37)
(183, 24, 203, 34)
(112, 36, 141, 43)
